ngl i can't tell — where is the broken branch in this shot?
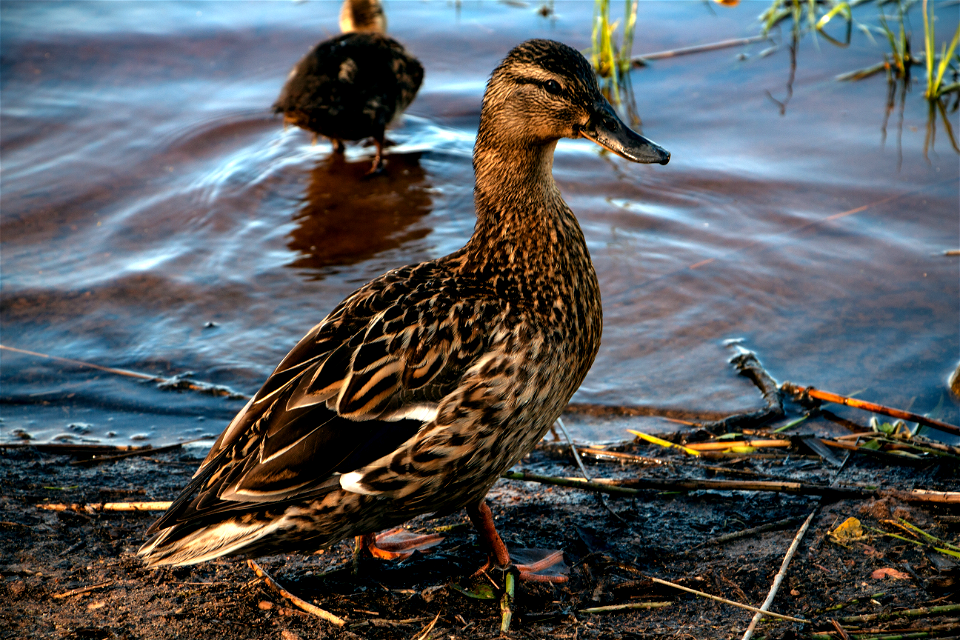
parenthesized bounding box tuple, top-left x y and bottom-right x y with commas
(580, 601, 672, 614)
(740, 510, 817, 639)
(52, 580, 115, 599)
(781, 383, 960, 437)
(502, 471, 960, 504)
(246, 559, 345, 627)
(645, 575, 808, 623)
(38, 502, 172, 513)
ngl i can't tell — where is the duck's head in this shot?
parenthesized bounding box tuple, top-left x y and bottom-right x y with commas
(340, 0, 386, 34)
(478, 39, 669, 165)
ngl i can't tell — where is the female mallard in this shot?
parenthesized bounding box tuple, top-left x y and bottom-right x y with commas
(140, 39, 668, 578)
(273, 0, 423, 173)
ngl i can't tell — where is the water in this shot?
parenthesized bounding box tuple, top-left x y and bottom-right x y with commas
(2, 1, 958, 447)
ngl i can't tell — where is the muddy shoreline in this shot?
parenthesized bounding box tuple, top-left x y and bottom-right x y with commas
(2, 437, 957, 640)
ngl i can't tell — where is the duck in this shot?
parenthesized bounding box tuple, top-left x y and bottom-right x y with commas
(140, 39, 669, 580)
(273, 0, 423, 174)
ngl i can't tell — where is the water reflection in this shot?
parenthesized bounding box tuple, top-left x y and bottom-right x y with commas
(286, 151, 433, 277)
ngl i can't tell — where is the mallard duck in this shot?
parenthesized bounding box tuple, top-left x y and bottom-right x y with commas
(140, 39, 669, 578)
(273, 0, 423, 174)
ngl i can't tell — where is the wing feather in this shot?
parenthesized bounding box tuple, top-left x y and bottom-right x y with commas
(148, 267, 506, 542)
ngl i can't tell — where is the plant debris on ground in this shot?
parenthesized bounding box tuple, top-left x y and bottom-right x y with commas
(2, 415, 957, 639)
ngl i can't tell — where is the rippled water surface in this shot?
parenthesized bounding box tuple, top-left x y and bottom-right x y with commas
(2, 1, 958, 446)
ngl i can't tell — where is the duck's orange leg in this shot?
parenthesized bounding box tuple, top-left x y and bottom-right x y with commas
(467, 501, 568, 583)
(355, 528, 444, 560)
(366, 131, 386, 175)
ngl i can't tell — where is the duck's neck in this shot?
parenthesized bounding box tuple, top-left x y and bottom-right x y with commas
(460, 124, 599, 311)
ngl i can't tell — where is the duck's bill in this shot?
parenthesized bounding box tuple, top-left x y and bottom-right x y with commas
(580, 103, 670, 165)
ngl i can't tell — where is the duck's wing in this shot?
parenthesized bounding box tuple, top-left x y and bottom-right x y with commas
(147, 266, 494, 535)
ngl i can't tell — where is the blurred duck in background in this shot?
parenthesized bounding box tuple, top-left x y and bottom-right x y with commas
(273, 0, 423, 174)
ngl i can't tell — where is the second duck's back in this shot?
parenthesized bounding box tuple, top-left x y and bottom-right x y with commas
(274, 32, 423, 142)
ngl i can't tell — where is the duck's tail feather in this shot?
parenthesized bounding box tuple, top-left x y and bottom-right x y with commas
(138, 518, 285, 567)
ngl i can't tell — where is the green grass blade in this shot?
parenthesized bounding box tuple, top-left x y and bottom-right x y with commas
(934, 22, 960, 95)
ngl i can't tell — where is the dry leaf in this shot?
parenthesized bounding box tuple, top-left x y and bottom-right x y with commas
(871, 567, 910, 580)
(830, 517, 866, 543)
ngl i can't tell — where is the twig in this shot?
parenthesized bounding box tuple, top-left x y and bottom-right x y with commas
(837, 603, 960, 624)
(684, 440, 791, 451)
(0, 443, 143, 454)
(628, 430, 701, 456)
(52, 580, 115, 599)
(69, 439, 206, 466)
(38, 501, 172, 513)
(863, 525, 960, 559)
(410, 613, 440, 640)
(563, 402, 732, 422)
(689, 516, 804, 551)
(836, 61, 891, 82)
(781, 382, 960, 437)
(579, 447, 785, 480)
(576, 447, 670, 466)
(0, 344, 157, 380)
(699, 349, 785, 434)
(246, 559, 346, 627)
(580, 601, 672, 614)
(502, 471, 960, 504)
(740, 510, 817, 639)
(829, 619, 851, 640)
(645, 575, 808, 623)
(632, 35, 770, 65)
(555, 418, 592, 481)
(554, 418, 626, 524)
(816, 623, 960, 637)
(1, 343, 248, 400)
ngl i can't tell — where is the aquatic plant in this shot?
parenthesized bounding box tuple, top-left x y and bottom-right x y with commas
(922, 0, 960, 98)
(877, 0, 913, 79)
(757, 0, 958, 155)
(590, 0, 638, 109)
(762, 0, 959, 98)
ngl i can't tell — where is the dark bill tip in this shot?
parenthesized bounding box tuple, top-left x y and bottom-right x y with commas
(580, 102, 670, 166)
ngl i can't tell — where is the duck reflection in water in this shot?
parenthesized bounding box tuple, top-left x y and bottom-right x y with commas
(286, 152, 432, 277)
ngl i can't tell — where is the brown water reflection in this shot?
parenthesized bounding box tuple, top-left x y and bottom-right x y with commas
(287, 152, 432, 275)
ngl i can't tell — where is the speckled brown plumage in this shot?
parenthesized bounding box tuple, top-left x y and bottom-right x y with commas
(273, 0, 422, 173)
(139, 39, 669, 567)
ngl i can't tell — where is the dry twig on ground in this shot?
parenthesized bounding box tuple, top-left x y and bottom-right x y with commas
(246, 560, 346, 627)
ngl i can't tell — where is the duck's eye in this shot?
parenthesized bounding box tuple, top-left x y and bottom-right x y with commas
(543, 79, 563, 96)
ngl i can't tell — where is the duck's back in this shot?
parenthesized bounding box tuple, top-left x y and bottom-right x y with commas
(274, 32, 423, 141)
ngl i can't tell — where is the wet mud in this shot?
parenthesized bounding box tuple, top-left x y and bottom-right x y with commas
(2, 440, 956, 640)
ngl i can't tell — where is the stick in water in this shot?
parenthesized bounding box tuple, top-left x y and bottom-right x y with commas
(781, 382, 960, 437)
